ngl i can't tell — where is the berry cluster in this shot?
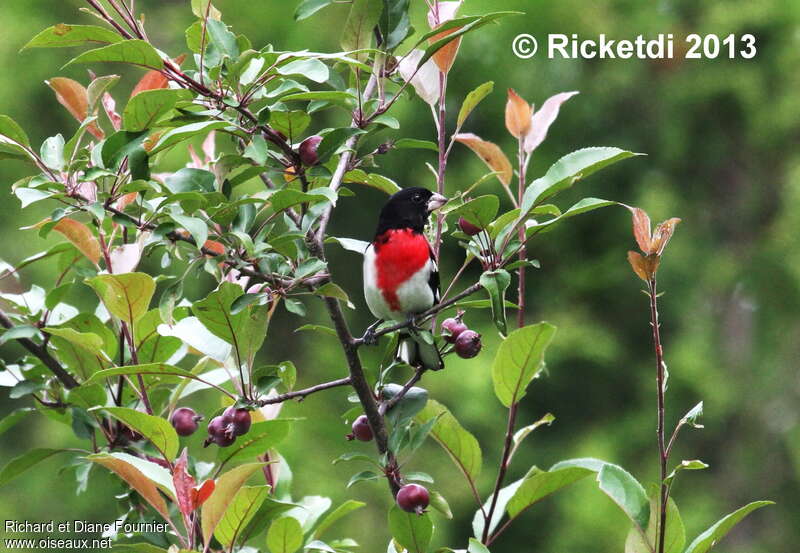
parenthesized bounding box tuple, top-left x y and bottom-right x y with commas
(441, 313, 482, 359)
(168, 406, 253, 448)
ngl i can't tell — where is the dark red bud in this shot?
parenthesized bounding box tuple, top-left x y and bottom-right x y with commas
(351, 415, 374, 442)
(454, 329, 482, 359)
(441, 317, 468, 343)
(458, 217, 483, 236)
(396, 484, 430, 514)
(171, 407, 202, 437)
(299, 135, 323, 166)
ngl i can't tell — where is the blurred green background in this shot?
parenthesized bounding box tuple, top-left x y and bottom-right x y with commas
(1, 0, 798, 552)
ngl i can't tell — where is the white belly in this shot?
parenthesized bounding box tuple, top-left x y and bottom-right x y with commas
(363, 244, 435, 322)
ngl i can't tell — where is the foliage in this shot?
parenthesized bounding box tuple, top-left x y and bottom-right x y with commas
(0, 1, 775, 553)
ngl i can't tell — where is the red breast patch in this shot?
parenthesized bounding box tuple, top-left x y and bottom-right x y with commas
(373, 229, 430, 312)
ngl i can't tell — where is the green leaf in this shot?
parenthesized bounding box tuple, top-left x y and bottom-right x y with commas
(0, 408, 34, 436)
(509, 413, 555, 461)
(171, 214, 208, 251)
(684, 501, 774, 553)
(281, 90, 356, 103)
(164, 167, 216, 194)
(41, 134, 65, 170)
(449, 195, 499, 229)
(665, 459, 709, 486)
(416, 12, 521, 69)
(86, 272, 155, 324)
(382, 383, 428, 424)
(193, 281, 247, 346)
(344, 169, 401, 195)
(64, 39, 163, 69)
(416, 399, 481, 483)
(388, 506, 433, 553)
(340, 0, 383, 61)
(480, 270, 511, 336)
(468, 538, 490, 553)
(214, 485, 270, 548)
(626, 494, 684, 553)
(202, 463, 265, 546)
(394, 138, 438, 152)
(42, 327, 106, 357)
(346, 470, 380, 488)
(267, 516, 304, 553)
(524, 198, 617, 237)
(598, 463, 650, 530)
(23, 24, 122, 50)
(507, 459, 600, 519)
(313, 500, 366, 539)
(317, 128, 365, 164)
(0, 448, 67, 487)
(277, 58, 329, 83)
(328, 237, 369, 254)
(269, 188, 336, 212)
(458, 81, 494, 128)
(680, 401, 704, 429)
(295, 0, 335, 21)
(269, 110, 311, 138)
(429, 491, 452, 520)
(216, 419, 293, 467)
(521, 147, 640, 214)
(491, 322, 556, 407)
(100, 407, 179, 460)
(66, 384, 108, 409)
(0, 114, 31, 147)
(150, 120, 230, 154)
(379, 0, 411, 50)
(206, 19, 239, 60)
(0, 325, 40, 345)
(315, 282, 354, 309)
(123, 89, 192, 132)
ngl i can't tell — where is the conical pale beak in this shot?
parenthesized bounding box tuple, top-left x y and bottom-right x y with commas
(427, 193, 447, 213)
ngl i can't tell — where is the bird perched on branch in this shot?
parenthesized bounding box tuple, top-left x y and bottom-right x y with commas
(363, 187, 447, 371)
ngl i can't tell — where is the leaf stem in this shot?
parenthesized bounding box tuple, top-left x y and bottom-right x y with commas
(482, 401, 519, 544)
(648, 277, 668, 553)
(255, 377, 352, 406)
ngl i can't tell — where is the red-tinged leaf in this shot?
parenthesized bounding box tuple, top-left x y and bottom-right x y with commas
(143, 131, 163, 152)
(193, 479, 216, 507)
(397, 49, 440, 106)
(628, 251, 649, 282)
(427, 1, 462, 73)
(102, 92, 122, 130)
(524, 91, 579, 153)
(651, 217, 681, 255)
(89, 454, 170, 520)
(48, 77, 104, 140)
(131, 70, 169, 98)
(630, 207, 652, 254)
(172, 448, 197, 516)
(203, 240, 226, 256)
(53, 218, 101, 265)
(454, 133, 513, 185)
(506, 88, 532, 139)
(116, 191, 138, 210)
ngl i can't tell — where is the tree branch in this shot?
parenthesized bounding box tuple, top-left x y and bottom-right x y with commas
(0, 309, 79, 389)
(255, 377, 351, 406)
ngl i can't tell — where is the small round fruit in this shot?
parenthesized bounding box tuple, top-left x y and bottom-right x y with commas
(351, 415, 374, 442)
(454, 329, 482, 359)
(299, 135, 323, 166)
(396, 484, 430, 514)
(222, 406, 252, 437)
(441, 317, 468, 343)
(207, 416, 236, 447)
(171, 407, 202, 437)
(458, 217, 482, 236)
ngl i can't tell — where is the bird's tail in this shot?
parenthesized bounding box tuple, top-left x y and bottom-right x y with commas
(398, 328, 443, 371)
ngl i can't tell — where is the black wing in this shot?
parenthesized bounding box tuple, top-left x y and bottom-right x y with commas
(428, 247, 440, 304)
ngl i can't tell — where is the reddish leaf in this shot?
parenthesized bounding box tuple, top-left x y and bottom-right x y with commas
(505, 88, 532, 139)
(102, 92, 122, 131)
(131, 70, 169, 98)
(203, 240, 226, 256)
(524, 91, 579, 153)
(192, 479, 216, 507)
(651, 218, 681, 255)
(47, 77, 104, 139)
(631, 207, 653, 254)
(454, 133, 513, 186)
(116, 191, 138, 210)
(53, 218, 101, 265)
(172, 448, 197, 517)
(427, 1, 463, 73)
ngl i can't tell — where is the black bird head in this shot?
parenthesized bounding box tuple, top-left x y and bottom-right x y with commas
(374, 187, 447, 237)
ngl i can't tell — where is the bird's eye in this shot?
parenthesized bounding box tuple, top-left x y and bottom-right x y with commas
(412, 194, 422, 203)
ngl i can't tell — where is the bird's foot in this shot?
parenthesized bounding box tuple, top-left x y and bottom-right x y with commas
(360, 319, 384, 345)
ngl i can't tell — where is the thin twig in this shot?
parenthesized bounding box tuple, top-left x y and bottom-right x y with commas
(255, 377, 351, 406)
(648, 278, 668, 553)
(482, 402, 519, 543)
(378, 368, 425, 416)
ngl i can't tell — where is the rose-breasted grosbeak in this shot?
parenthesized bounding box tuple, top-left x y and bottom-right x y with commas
(363, 187, 447, 370)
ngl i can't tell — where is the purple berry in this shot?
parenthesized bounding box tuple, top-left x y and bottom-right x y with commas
(351, 415, 374, 442)
(441, 317, 468, 344)
(454, 330, 482, 359)
(396, 484, 430, 514)
(171, 407, 202, 437)
(222, 406, 252, 437)
(458, 217, 483, 236)
(206, 415, 236, 447)
(299, 135, 323, 166)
